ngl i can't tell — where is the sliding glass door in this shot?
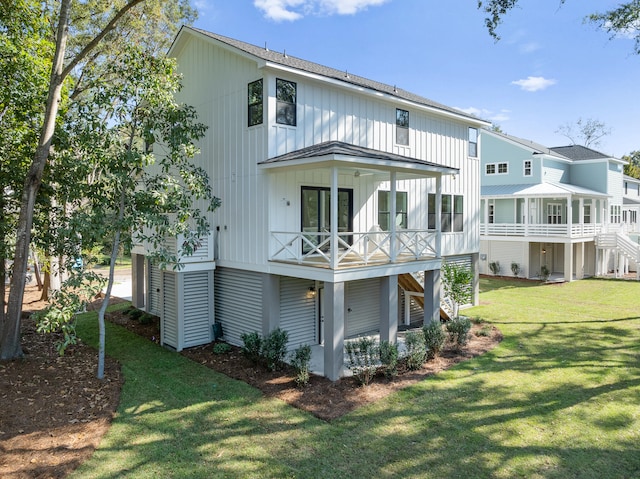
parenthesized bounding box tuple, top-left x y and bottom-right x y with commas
(301, 186, 353, 253)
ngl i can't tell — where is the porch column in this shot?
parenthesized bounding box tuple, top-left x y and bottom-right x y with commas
(423, 268, 441, 325)
(524, 197, 529, 236)
(576, 242, 584, 280)
(390, 171, 397, 262)
(579, 198, 584, 233)
(379, 275, 398, 344)
(483, 198, 488, 234)
(567, 197, 573, 236)
(261, 273, 280, 335)
(324, 281, 345, 381)
(330, 167, 339, 269)
(131, 253, 145, 309)
(435, 175, 442, 257)
(564, 242, 573, 282)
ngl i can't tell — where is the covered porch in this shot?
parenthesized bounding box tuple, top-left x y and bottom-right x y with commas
(481, 182, 610, 240)
(260, 141, 458, 270)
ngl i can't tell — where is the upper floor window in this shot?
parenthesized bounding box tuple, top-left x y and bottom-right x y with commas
(378, 191, 408, 230)
(486, 162, 508, 175)
(468, 127, 478, 157)
(547, 203, 563, 224)
(610, 205, 621, 224)
(396, 109, 409, 145)
(524, 160, 532, 176)
(488, 202, 495, 224)
(248, 79, 263, 127)
(625, 181, 628, 195)
(276, 78, 296, 126)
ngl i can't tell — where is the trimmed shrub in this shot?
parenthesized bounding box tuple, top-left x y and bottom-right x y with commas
(240, 331, 262, 365)
(489, 261, 501, 275)
(511, 261, 521, 277)
(446, 316, 472, 347)
(212, 342, 232, 354)
(476, 325, 493, 337)
(423, 321, 446, 359)
(139, 313, 154, 324)
(345, 337, 379, 385)
(404, 331, 427, 370)
(261, 328, 289, 371)
(290, 344, 312, 387)
(379, 340, 399, 378)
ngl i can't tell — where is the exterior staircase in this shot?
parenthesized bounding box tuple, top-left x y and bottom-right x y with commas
(595, 231, 640, 280)
(398, 273, 452, 321)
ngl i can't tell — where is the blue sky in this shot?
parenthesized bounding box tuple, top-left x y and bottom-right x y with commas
(191, 0, 639, 158)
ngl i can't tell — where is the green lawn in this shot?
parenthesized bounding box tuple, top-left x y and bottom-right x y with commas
(72, 278, 640, 478)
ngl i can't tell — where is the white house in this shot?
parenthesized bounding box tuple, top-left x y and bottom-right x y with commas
(480, 129, 639, 282)
(131, 27, 489, 380)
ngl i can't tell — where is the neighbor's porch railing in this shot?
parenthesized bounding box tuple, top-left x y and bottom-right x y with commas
(270, 229, 438, 268)
(480, 223, 604, 238)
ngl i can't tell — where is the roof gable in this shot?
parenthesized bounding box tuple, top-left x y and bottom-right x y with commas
(549, 145, 611, 161)
(176, 26, 486, 125)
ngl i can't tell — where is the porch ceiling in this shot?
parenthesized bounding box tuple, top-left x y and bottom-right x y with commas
(258, 140, 458, 178)
(482, 182, 611, 199)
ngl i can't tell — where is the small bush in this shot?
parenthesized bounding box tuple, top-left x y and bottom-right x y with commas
(129, 309, 143, 321)
(139, 313, 154, 325)
(489, 261, 501, 276)
(446, 316, 472, 347)
(540, 265, 550, 281)
(212, 342, 232, 354)
(404, 331, 427, 370)
(290, 344, 312, 387)
(241, 331, 262, 365)
(261, 328, 289, 371)
(476, 325, 493, 337)
(511, 262, 521, 277)
(423, 321, 446, 360)
(379, 340, 399, 378)
(345, 337, 379, 385)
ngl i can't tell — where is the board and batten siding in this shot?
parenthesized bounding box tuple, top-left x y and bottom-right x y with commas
(214, 267, 263, 346)
(345, 278, 381, 337)
(279, 277, 317, 349)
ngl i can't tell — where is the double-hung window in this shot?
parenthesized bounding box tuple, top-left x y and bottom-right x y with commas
(248, 79, 263, 127)
(486, 162, 508, 175)
(276, 78, 296, 126)
(378, 191, 408, 230)
(429, 194, 464, 232)
(524, 160, 532, 176)
(396, 109, 409, 145)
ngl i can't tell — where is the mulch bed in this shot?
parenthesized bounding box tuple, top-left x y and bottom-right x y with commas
(1, 285, 502, 477)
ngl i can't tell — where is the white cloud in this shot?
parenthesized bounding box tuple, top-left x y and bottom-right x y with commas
(254, 0, 389, 21)
(519, 42, 540, 54)
(511, 76, 556, 92)
(603, 20, 640, 40)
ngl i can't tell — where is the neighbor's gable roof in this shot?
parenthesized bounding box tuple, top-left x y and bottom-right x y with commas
(483, 129, 572, 160)
(549, 145, 612, 161)
(173, 26, 488, 126)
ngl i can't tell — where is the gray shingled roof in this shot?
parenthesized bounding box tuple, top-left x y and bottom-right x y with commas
(549, 145, 611, 161)
(186, 27, 483, 123)
(259, 140, 458, 173)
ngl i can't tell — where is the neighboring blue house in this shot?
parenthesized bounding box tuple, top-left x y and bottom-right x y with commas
(479, 129, 639, 281)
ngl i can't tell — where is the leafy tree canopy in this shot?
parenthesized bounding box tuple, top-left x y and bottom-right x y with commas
(623, 151, 640, 179)
(478, 1, 640, 54)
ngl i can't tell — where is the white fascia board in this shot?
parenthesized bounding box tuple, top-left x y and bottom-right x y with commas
(260, 61, 490, 128)
(537, 154, 572, 164)
(259, 155, 458, 176)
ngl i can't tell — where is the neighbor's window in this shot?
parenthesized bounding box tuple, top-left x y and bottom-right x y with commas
(276, 78, 296, 126)
(497, 162, 508, 174)
(378, 191, 408, 230)
(468, 127, 478, 157)
(610, 205, 621, 224)
(488, 203, 495, 224)
(524, 160, 532, 176)
(485, 163, 496, 175)
(396, 109, 409, 145)
(583, 204, 591, 224)
(248, 79, 263, 127)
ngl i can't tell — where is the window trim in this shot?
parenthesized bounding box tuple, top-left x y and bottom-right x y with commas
(395, 108, 409, 146)
(523, 159, 532, 177)
(486, 162, 508, 175)
(276, 78, 297, 126)
(247, 79, 263, 127)
(468, 127, 478, 157)
(428, 193, 464, 232)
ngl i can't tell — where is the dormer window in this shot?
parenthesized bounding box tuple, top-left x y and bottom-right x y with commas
(396, 109, 409, 145)
(276, 78, 296, 126)
(248, 79, 263, 127)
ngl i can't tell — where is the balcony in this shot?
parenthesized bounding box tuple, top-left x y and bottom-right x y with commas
(270, 229, 438, 269)
(480, 223, 604, 238)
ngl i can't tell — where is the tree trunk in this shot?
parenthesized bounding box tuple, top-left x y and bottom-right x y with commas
(1, 0, 71, 360)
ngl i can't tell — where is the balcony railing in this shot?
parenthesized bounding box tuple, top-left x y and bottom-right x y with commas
(481, 223, 604, 238)
(270, 229, 438, 269)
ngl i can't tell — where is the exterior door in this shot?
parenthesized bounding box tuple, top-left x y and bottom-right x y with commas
(301, 186, 353, 253)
